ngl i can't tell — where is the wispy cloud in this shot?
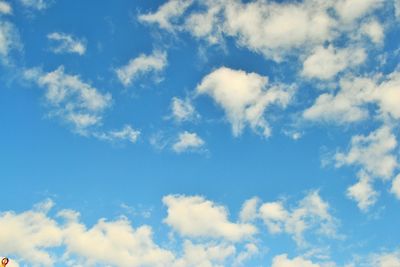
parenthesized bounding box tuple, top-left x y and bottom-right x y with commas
(47, 32, 86, 55)
(116, 50, 167, 87)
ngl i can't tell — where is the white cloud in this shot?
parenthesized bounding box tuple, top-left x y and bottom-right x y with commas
(0, 21, 19, 64)
(24, 66, 112, 133)
(19, 0, 51, 10)
(197, 67, 293, 137)
(303, 71, 400, 124)
(370, 250, 400, 267)
(116, 50, 167, 87)
(163, 195, 257, 242)
(396, 0, 400, 18)
(173, 240, 235, 267)
(59, 212, 175, 267)
(0, 198, 276, 267)
(259, 191, 338, 246)
(361, 20, 384, 44)
(233, 243, 259, 267)
(346, 172, 379, 211)
(172, 131, 205, 153)
(94, 125, 141, 144)
(390, 174, 400, 199)
(335, 126, 398, 179)
(239, 197, 260, 223)
(335, 0, 382, 23)
(171, 97, 197, 122)
(272, 254, 321, 267)
(0, 1, 12, 14)
(0, 200, 63, 266)
(302, 45, 366, 80)
(47, 32, 86, 55)
(335, 126, 398, 209)
(138, 0, 193, 31)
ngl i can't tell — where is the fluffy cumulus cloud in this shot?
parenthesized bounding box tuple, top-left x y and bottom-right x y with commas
(23, 66, 112, 133)
(116, 50, 167, 87)
(335, 126, 398, 210)
(0, 200, 62, 266)
(272, 254, 321, 267)
(335, 126, 398, 179)
(139, 0, 389, 62)
(172, 131, 205, 153)
(302, 45, 366, 80)
(391, 174, 400, 199)
(5, 196, 348, 266)
(0, 1, 12, 14)
(163, 195, 257, 242)
(303, 70, 400, 124)
(259, 191, 338, 246)
(47, 32, 86, 55)
(197, 67, 294, 137)
(334, 0, 382, 23)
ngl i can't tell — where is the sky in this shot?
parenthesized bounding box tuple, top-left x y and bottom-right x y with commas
(0, 0, 400, 266)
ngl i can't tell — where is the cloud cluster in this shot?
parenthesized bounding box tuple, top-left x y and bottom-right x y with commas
(0, 193, 341, 266)
(24, 66, 112, 133)
(334, 126, 398, 210)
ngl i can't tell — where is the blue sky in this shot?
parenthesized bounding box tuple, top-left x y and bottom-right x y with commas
(1, 0, 400, 266)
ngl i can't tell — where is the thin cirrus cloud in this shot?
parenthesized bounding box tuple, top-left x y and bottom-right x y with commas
(0, 193, 343, 266)
(115, 50, 167, 87)
(47, 32, 87, 56)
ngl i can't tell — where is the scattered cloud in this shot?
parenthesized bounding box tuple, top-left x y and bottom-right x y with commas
(334, 0, 382, 23)
(170, 97, 198, 122)
(303, 70, 400, 124)
(19, 0, 52, 11)
(197, 67, 294, 137)
(390, 174, 400, 199)
(23, 66, 112, 134)
(0, 1, 12, 14)
(47, 32, 86, 55)
(335, 126, 398, 209)
(163, 194, 257, 242)
(335, 126, 397, 179)
(172, 131, 205, 153)
(302, 45, 366, 80)
(346, 171, 379, 211)
(272, 254, 321, 267)
(138, 0, 193, 31)
(361, 20, 384, 44)
(93, 125, 141, 144)
(116, 50, 167, 87)
(259, 191, 339, 246)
